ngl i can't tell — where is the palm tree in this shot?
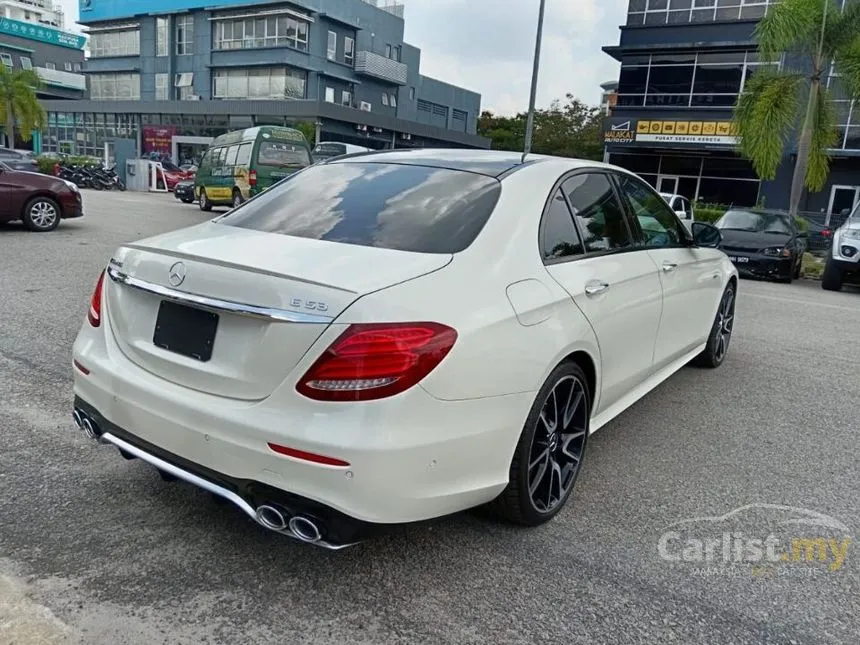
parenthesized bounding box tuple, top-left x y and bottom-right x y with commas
(734, 0, 860, 217)
(0, 63, 45, 148)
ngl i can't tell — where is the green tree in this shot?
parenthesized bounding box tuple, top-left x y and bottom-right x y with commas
(478, 94, 604, 161)
(733, 0, 860, 216)
(0, 63, 45, 148)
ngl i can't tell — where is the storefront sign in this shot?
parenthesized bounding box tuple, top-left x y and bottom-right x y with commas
(142, 126, 178, 156)
(0, 18, 86, 50)
(604, 118, 740, 146)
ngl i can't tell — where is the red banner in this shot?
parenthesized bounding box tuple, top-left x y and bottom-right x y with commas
(142, 126, 178, 156)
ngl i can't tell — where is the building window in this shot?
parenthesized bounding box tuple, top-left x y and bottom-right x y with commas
(382, 93, 389, 106)
(89, 73, 141, 100)
(389, 93, 397, 108)
(409, 87, 415, 101)
(64, 62, 72, 71)
(20, 56, 32, 70)
(325, 86, 335, 103)
(74, 63, 82, 72)
(0, 53, 12, 68)
(156, 17, 169, 57)
(212, 67, 307, 99)
(176, 15, 194, 55)
(344, 36, 354, 65)
(89, 29, 140, 58)
(45, 62, 56, 70)
(385, 44, 392, 58)
(626, 0, 780, 27)
(616, 50, 777, 108)
(212, 14, 309, 51)
(393, 45, 401, 62)
(155, 73, 169, 100)
(342, 89, 352, 107)
(327, 31, 337, 60)
(175, 72, 194, 99)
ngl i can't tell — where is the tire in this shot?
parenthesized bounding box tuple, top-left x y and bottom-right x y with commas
(232, 189, 244, 209)
(22, 196, 61, 232)
(693, 283, 736, 369)
(821, 259, 844, 292)
(198, 189, 212, 212)
(488, 361, 590, 527)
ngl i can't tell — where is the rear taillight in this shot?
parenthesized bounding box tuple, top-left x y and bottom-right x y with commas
(249, 169, 257, 186)
(87, 271, 105, 327)
(296, 322, 457, 402)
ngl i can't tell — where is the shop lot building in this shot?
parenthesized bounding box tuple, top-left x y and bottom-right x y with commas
(40, 0, 488, 162)
(603, 0, 860, 220)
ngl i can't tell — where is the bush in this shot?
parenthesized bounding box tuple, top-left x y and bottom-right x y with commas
(801, 252, 824, 279)
(692, 202, 727, 223)
(34, 154, 101, 175)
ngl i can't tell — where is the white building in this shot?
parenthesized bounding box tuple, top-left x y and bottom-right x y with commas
(0, 0, 64, 28)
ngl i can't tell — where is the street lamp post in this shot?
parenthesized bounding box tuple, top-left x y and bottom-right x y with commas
(523, 0, 548, 158)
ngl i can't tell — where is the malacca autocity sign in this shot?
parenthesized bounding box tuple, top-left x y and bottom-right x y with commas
(0, 17, 86, 50)
(604, 118, 740, 146)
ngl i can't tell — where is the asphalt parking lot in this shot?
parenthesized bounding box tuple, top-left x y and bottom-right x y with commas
(1, 190, 859, 645)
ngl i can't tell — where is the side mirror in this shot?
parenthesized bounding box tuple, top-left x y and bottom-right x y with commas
(691, 221, 722, 248)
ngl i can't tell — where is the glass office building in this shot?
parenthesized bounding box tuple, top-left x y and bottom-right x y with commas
(603, 0, 860, 217)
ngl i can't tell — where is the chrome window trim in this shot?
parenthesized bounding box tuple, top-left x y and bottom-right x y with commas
(106, 266, 334, 324)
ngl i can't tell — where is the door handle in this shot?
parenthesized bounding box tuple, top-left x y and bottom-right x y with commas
(585, 280, 610, 296)
(662, 262, 678, 272)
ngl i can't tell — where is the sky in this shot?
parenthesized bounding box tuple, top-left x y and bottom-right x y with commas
(56, 0, 628, 116)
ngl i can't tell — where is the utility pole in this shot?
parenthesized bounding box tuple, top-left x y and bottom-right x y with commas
(523, 0, 547, 159)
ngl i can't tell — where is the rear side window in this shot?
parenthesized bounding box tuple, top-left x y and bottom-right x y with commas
(218, 162, 502, 254)
(562, 173, 633, 252)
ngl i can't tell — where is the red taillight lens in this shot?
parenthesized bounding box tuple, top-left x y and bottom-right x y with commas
(87, 271, 105, 327)
(296, 322, 458, 402)
(249, 169, 257, 186)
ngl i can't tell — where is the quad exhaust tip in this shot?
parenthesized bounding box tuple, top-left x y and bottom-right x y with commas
(255, 505, 322, 544)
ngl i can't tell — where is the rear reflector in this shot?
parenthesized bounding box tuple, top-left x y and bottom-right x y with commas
(87, 271, 106, 327)
(296, 322, 457, 402)
(267, 443, 350, 467)
(73, 359, 90, 375)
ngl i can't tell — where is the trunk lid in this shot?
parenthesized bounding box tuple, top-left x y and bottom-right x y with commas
(104, 222, 451, 400)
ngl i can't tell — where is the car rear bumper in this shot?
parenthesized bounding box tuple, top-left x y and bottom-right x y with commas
(71, 316, 532, 530)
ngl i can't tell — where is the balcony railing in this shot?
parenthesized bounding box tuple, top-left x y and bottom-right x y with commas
(360, 0, 405, 18)
(36, 66, 86, 91)
(354, 50, 408, 85)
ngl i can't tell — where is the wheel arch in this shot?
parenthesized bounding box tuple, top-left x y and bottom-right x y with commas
(559, 349, 597, 410)
(22, 191, 64, 218)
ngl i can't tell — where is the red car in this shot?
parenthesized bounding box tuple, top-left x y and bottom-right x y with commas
(0, 161, 84, 232)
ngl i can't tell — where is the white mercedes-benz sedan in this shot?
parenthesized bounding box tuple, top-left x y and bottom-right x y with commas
(71, 150, 738, 549)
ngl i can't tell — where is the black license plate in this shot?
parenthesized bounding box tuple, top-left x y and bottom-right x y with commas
(153, 300, 219, 362)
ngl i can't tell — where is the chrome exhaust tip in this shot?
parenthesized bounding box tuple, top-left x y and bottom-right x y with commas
(72, 409, 83, 429)
(255, 505, 288, 532)
(288, 516, 322, 544)
(81, 417, 98, 441)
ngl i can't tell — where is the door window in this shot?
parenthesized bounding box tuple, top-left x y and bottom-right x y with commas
(562, 173, 633, 253)
(541, 189, 584, 261)
(616, 173, 686, 248)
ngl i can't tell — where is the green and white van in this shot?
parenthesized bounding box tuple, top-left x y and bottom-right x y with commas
(195, 126, 313, 211)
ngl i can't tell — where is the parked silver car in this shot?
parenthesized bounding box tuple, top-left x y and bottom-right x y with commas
(822, 204, 860, 291)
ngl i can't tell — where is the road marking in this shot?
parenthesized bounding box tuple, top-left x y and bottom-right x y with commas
(743, 292, 860, 313)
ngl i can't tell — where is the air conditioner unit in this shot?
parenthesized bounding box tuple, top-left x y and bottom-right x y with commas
(372, 127, 383, 133)
(359, 101, 372, 112)
(356, 124, 368, 132)
(400, 133, 412, 140)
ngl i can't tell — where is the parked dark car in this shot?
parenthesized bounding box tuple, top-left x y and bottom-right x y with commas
(0, 147, 39, 172)
(0, 161, 84, 231)
(174, 179, 196, 204)
(714, 209, 806, 283)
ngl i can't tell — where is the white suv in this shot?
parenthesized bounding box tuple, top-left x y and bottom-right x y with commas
(822, 205, 860, 291)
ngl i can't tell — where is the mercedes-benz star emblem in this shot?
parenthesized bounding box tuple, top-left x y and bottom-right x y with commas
(168, 261, 186, 287)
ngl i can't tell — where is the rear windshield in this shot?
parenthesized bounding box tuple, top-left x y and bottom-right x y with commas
(217, 161, 501, 253)
(257, 141, 311, 167)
